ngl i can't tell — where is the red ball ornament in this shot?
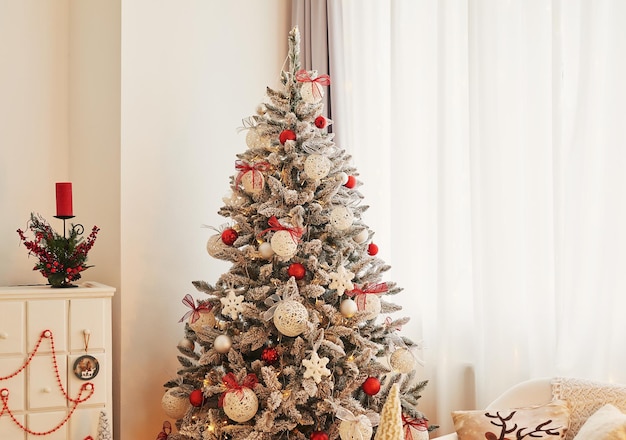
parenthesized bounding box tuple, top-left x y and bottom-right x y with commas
(362, 377, 381, 396)
(261, 347, 279, 364)
(367, 243, 379, 256)
(279, 129, 297, 145)
(189, 389, 204, 407)
(310, 431, 329, 440)
(288, 262, 306, 280)
(221, 228, 238, 246)
(314, 116, 327, 129)
(344, 175, 357, 189)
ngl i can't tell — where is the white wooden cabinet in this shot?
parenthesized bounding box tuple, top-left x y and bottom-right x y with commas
(0, 282, 114, 440)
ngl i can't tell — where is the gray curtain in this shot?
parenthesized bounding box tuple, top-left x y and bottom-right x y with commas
(291, 0, 332, 120)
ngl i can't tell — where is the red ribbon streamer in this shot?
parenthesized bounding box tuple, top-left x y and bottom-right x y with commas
(295, 70, 331, 100)
(258, 216, 304, 242)
(218, 372, 258, 407)
(235, 160, 271, 189)
(156, 421, 171, 440)
(346, 283, 388, 310)
(402, 415, 428, 440)
(179, 294, 212, 324)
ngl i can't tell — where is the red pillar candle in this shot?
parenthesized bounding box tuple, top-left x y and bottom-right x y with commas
(55, 182, 73, 217)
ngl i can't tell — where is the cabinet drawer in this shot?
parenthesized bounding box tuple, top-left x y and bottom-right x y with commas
(0, 357, 26, 411)
(0, 302, 25, 355)
(26, 411, 67, 440)
(68, 407, 103, 439)
(0, 413, 26, 440)
(27, 301, 67, 354)
(69, 299, 106, 352)
(27, 355, 67, 410)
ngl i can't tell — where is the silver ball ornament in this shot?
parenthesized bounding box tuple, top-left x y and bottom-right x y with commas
(340, 298, 358, 318)
(353, 229, 369, 244)
(214, 334, 232, 353)
(258, 241, 275, 259)
(177, 338, 194, 351)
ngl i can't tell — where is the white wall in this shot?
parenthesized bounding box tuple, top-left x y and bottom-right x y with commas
(0, 1, 71, 282)
(0, 1, 290, 438)
(120, 1, 290, 437)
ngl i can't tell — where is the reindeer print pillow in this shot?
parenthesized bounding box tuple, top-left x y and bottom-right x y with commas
(452, 400, 570, 440)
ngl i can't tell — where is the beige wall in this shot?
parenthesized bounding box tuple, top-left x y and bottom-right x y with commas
(0, 1, 290, 438)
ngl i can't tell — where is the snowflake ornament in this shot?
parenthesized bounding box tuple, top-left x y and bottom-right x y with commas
(220, 289, 245, 320)
(302, 351, 331, 383)
(329, 265, 355, 295)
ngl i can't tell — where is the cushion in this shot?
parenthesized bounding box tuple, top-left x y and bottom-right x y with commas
(572, 404, 626, 440)
(552, 378, 626, 440)
(452, 400, 570, 440)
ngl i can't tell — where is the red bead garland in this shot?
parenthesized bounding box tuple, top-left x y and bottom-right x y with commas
(0, 329, 95, 436)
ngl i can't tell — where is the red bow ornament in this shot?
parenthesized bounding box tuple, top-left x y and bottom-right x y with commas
(346, 283, 388, 310)
(402, 415, 429, 440)
(156, 421, 172, 440)
(235, 160, 270, 190)
(218, 372, 258, 407)
(296, 70, 331, 101)
(258, 216, 304, 243)
(179, 294, 213, 324)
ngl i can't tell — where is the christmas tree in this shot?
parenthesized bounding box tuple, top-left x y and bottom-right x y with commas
(161, 27, 433, 440)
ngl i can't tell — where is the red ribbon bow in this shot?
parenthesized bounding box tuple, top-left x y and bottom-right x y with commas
(179, 294, 213, 324)
(156, 421, 172, 440)
(235, 160, 271, 189)
(346, 283, 388, 310)
(258, 216, 304, 242)
(384, 316, 403, 331)
(218, 372, 258, 407)
(295, 70, 331, 100)
(402, 415, 429, 440)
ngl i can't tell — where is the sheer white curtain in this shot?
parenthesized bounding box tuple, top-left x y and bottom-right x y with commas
(326, 0, 626, 434)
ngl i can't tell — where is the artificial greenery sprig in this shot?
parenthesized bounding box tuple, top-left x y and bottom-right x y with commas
(17, 213, 99, 287)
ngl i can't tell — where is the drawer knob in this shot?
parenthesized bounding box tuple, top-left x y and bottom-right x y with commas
(0, 332, 8, 339)
(43, 387, 52, 393)
(0, 389, 8, 397)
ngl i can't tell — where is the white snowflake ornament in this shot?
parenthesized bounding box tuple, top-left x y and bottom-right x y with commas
(220, 289, 245, 320)
(329, 266, 355, 295)
(302, 351, 331, 383)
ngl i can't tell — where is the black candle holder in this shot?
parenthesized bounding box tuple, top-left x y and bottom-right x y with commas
(54, 215, 84, 239)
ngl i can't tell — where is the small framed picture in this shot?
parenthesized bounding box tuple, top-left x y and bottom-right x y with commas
(73, 355, 100, 380)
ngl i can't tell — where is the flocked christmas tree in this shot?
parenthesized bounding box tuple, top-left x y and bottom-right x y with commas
(161, 27, 434, 440)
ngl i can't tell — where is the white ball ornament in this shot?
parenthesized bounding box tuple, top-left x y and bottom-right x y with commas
(273, 300, 308, 337)
(270, 230, 298, 258)
(206, 234, 227, 258)
(223, 388, 259, 423)
(214, 334, 232, 354)
(240, 170, 265, 194)
(189, 310, 216, 334)
(340, 298, 358, 318)
(339, 419, 373, 440)
(258, 241, 275, 259)
(353, 229, 369, 244)
(161, 387, 190, 419)
(304, 154, 331, 180)
(301, 81, 324, 104)
(330, 206, 354, 230)
(338, 171, 349, 185)
(390, 348, 416, 374)
(357, 294, 381, 320)
(245, 128, 261, 148)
